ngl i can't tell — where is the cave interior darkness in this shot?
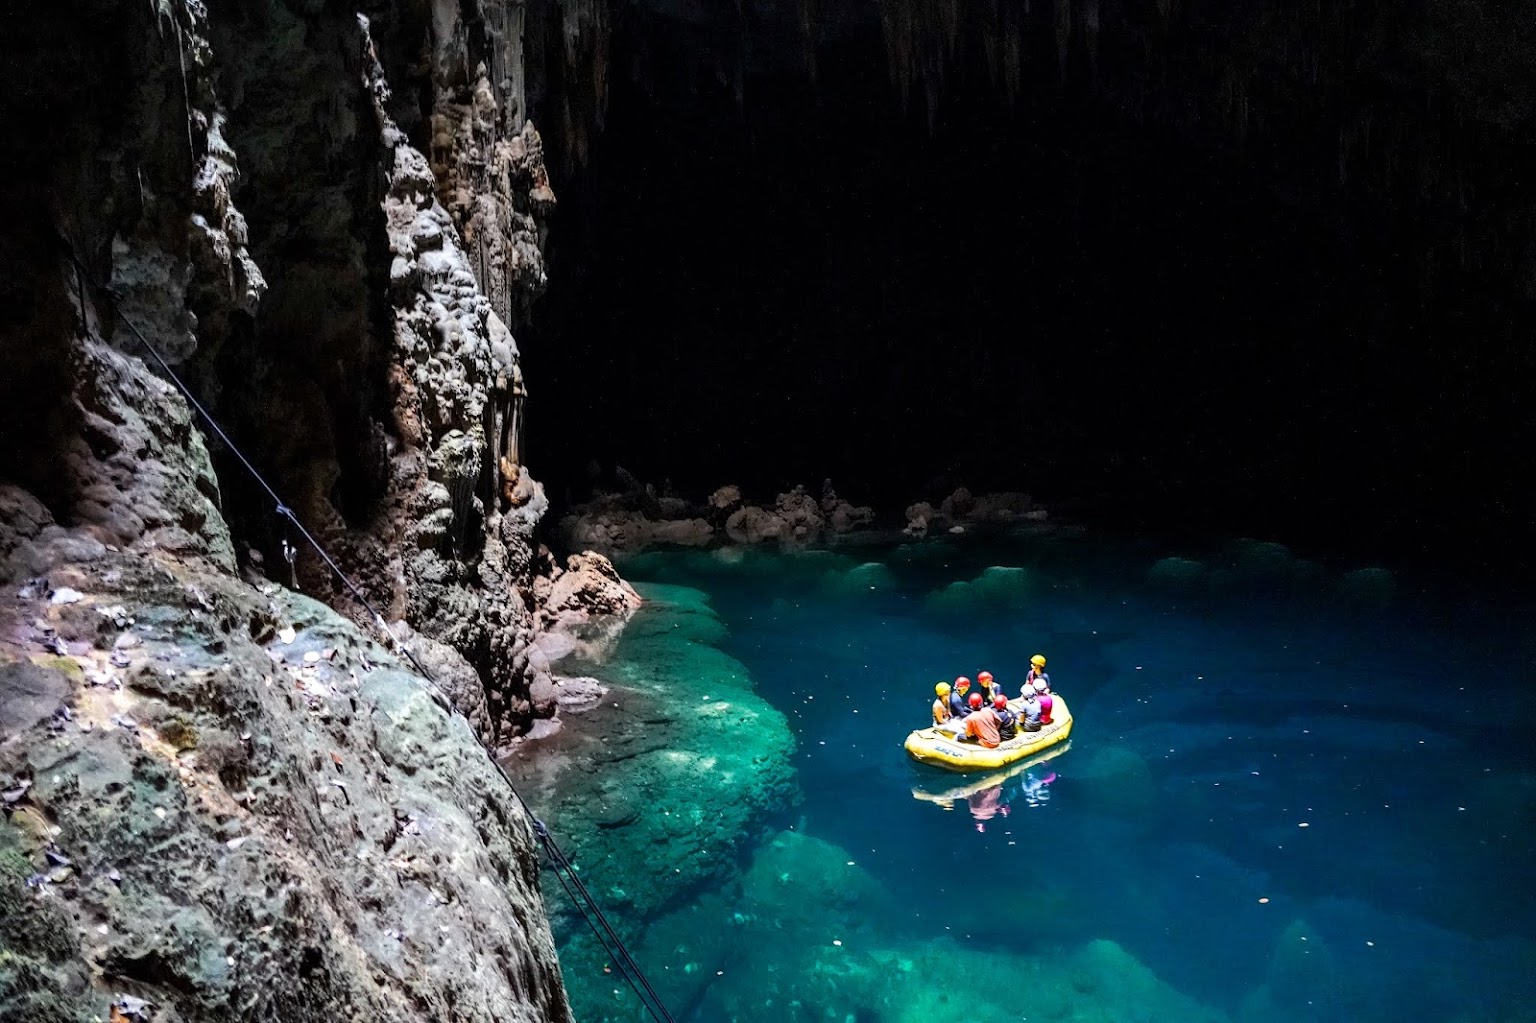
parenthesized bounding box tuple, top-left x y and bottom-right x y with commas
(522, 0, 1536, 576)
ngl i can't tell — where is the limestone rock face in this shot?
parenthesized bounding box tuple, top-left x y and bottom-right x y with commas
(0, 3, 581, 1021)
(358, 17, 558, 744)
(559, 504, 715, 551)
(0, 520, 572, 1023)
(540, 551, 643, 629)
(61, 340, 237, 573)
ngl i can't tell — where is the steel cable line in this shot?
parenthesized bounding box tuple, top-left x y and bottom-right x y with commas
(60, 238, 678, 1023)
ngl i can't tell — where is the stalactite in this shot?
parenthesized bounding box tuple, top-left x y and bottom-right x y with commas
(1054, 0, 1071, 80)
(798, 0, 818, 82)
(877, 0, 1029, 124)
(556, 0, 610, 168)
(173, 18, 194, 162)
(1082, 0, 1099, 77)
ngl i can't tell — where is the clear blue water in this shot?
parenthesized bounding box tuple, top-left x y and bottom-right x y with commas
(552, 532, 1536, 1023)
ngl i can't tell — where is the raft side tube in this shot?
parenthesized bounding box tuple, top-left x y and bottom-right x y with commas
(904, 696, 1074, 773)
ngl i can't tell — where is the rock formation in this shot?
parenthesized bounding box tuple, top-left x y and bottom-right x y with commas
(0, 502, 571, 1023)
(0, 1, 603, 1018)
(562, 479, 879, 552)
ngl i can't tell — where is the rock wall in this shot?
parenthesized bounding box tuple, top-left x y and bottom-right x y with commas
(0, 496, 571, 1023)
(182, 0, 573, 747)
(0, 0, 586, 1019)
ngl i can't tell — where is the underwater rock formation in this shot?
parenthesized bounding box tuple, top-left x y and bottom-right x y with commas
(557, 823, 1231, 1023)
(505, 583, 799, 929)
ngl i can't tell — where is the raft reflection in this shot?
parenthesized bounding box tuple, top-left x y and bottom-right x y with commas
(910, 742, 1071, 830)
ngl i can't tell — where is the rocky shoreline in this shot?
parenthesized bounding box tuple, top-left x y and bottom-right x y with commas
(560, 478, 1051, 554)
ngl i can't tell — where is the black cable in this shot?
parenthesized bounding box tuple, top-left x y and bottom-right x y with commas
(544, 846, 665, 1023)
(543, 835, 678, 1023)
(59, 238, 679, 1021)
(502, 779, 678, 1023)
(59, 242, 430, 675)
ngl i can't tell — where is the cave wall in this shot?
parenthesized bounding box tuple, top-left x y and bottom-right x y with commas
(0, 1, 578, 1018)
(0, 0, 569, 746)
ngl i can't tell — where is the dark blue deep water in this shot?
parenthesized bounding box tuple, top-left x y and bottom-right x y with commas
(558, 532, 1536, 1023)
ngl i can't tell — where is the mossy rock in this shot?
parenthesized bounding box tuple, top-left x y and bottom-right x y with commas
(0, 843, 95, 1023)
(25, 656, 83, 682)
(156, 715, 199, 751)
(924, 565, 1035, 616)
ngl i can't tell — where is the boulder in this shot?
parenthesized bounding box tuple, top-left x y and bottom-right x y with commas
(773, 486, 825, 539)
(551, 675, 608, 713)
(707, 484, 743, 516)
(540, 552, 643, 628)
(649, 518, 715, 546)
(828, 502, 875, 533)
(725, 506, 787, 544)
(940, 486, 974, 519)
(904, 501, 936, 536)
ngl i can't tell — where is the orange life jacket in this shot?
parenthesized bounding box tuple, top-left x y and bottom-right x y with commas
(964, 708, 1002, 748)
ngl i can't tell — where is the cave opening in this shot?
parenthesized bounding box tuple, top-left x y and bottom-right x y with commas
(522, 0, 1536, 575)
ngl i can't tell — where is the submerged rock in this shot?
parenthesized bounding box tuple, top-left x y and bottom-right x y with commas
(923, 565, 1036, 615)
(506, 584, 798, 933)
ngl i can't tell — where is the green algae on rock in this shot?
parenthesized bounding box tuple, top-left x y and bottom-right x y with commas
(574, 825, 1231, 1023)
(504, 582, 799, 1011)
(923, 565, 1038, 617)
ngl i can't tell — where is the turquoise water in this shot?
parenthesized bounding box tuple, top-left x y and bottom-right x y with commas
(543, 532, 1536, 1023)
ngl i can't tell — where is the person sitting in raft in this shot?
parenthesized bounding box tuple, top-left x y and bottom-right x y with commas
(976, 670, 1002, 704)
(932, 682, 953, 727)
(993, 694, 1018, 741)
(959, 692, 1003, 748)
(1037, 686, 1054, 726)
(947, 676, 974, 720)
(1026, 654, 1051, 694)
(1018, 684, 1044, 732)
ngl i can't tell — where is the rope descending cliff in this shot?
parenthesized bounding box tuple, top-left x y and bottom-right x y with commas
(66, 239, 677, 1023)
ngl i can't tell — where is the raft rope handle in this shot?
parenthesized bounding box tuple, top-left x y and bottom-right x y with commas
(60, 239, 679, 1023)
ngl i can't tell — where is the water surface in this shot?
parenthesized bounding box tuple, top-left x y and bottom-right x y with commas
(546, 531, 1536, 1023)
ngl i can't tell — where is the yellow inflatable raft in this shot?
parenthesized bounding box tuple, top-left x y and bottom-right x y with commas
(904, 695, 1073, 772)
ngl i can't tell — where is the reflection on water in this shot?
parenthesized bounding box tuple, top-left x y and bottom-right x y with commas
(911, 742, 1068, 829)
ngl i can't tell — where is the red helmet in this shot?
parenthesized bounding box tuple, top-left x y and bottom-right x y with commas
(968, 692, 983, 709)
(978, 670, 994, 684)
(993, 695, 1008, 709)
(955, 676, 971, 690)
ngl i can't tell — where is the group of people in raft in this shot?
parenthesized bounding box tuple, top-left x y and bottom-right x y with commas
(929, 654, 1056, 748)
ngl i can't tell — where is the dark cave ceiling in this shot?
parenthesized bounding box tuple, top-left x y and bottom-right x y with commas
(516, 0, 1535, 569)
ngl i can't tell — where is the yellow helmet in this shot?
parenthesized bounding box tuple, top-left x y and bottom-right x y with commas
(1031, 654, 1047, 668)
(935, 681, 951, 697)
